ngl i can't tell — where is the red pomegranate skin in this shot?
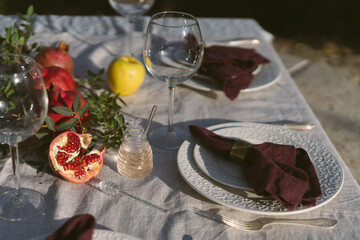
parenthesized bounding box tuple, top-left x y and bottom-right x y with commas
(42, 66, 77, 91)
(47, 85, 89, 125)
(36, 41, 74, 75)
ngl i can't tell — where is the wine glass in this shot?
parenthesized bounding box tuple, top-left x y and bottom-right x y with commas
(109, 0, 155, 55)
(143, 11, 204, 150)
(0, 54, 48, 221)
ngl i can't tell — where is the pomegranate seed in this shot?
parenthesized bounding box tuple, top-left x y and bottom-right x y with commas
(55, 151, 70, 166)
(58, 132, 80, 153)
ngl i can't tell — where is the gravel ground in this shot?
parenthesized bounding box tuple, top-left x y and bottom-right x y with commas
(274, 38, 360, 184)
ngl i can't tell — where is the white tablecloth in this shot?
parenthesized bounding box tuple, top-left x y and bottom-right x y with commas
(0, 15, 359, 239)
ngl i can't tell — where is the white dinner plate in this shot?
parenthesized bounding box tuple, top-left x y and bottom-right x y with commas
(177, 122, 344, 215)
(181, 41, 280, 93)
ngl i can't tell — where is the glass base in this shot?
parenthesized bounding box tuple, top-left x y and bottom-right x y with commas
(148, 126, 189, 150)
(0, 188, 45, 221)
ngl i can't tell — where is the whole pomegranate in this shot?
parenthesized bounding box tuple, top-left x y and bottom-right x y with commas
(47, 85, 89, 125)
(42, 66, 77, 91)
(36, 41, 74, 75)
(49, 131, 106, 183)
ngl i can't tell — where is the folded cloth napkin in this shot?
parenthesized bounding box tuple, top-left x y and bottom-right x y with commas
(189, 125, 322, 210)
(199, 45, 270, 100)
(47, 214, 96, 240)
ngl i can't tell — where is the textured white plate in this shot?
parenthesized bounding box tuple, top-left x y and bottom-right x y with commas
(181, 41, 280, 93)
(177, 122, 344, 215)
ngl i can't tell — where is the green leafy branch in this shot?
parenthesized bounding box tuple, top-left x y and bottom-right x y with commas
(36, 69, 127, 150)
(45, 94, 90, 133)
(0, 5, 38, 55)
(77, 69, 127, 149)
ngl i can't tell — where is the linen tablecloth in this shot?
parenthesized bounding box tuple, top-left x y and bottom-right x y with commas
(0, 15, 359, 239)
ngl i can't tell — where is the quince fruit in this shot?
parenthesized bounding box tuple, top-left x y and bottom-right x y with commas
(107, 56, 146, 96)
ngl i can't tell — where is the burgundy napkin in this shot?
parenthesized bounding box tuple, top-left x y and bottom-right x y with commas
(47, 214, 96, 240)
(189, 125, 322, 210)
(199, 45, 270, 100)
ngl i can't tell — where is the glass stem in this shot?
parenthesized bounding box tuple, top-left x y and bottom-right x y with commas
(127, 17, 135, 56)
(10, 144, 27, 206)
(10, 145, 21, 194)
(167, 86, 176, 134)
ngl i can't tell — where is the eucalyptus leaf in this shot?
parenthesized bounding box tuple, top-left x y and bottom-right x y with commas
(78, 102, 90, 118)
(45, 116, 56, 132)
(18, 37, 25, 45)
(56, 121, 72, 132)
(7, 89, 14, 97)
(27, 5, 34, 17)
(67, 117, 79, 130)
(72, 94, 81, 112)
(17, 13, 26, 21)
(5, 81, 11, 92)
(87, 70, 96, 78)
(35, 132, 49, 139)
(52, 106, 75, 116)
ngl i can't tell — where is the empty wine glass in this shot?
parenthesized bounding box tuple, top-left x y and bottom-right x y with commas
(109, 0, 155, 55)
(0, 54, 48, 221)
(143, 11, 204, 150)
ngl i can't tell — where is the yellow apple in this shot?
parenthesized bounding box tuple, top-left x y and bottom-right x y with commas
(107, 56, 146, 96)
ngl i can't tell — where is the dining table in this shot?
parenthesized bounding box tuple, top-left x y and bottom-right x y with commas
(0, 14, 360, 240)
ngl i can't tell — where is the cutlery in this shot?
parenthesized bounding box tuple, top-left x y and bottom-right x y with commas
(287, 59, 310, 75)
(209, 38, 260, 46)
(194, 208, 337, 231)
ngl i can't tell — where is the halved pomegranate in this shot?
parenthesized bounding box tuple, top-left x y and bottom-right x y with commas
(48, 131, 106, 183)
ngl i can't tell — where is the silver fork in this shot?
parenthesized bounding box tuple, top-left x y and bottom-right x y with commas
(193, 208, 337, 231)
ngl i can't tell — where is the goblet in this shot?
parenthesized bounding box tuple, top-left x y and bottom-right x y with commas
(109, 0, 155, 55)
(0, 54, 48, 221)
(143, 11, 204, 150)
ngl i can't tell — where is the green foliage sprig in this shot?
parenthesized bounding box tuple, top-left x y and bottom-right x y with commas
(0, 5, 38, 55)
(77, 69, 127, 149)
(2, 5, 127, 152)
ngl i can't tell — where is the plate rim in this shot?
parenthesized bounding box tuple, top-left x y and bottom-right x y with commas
(177, 122, 344, 215)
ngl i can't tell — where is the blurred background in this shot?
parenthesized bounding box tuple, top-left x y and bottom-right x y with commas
(0, 0, 358, 52)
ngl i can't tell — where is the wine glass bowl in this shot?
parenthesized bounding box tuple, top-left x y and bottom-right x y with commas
(109, 0, 155, 55)
(109, 0, 155, 18)
(0, 54, 48, 221)
(144, 11, 204, 149)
